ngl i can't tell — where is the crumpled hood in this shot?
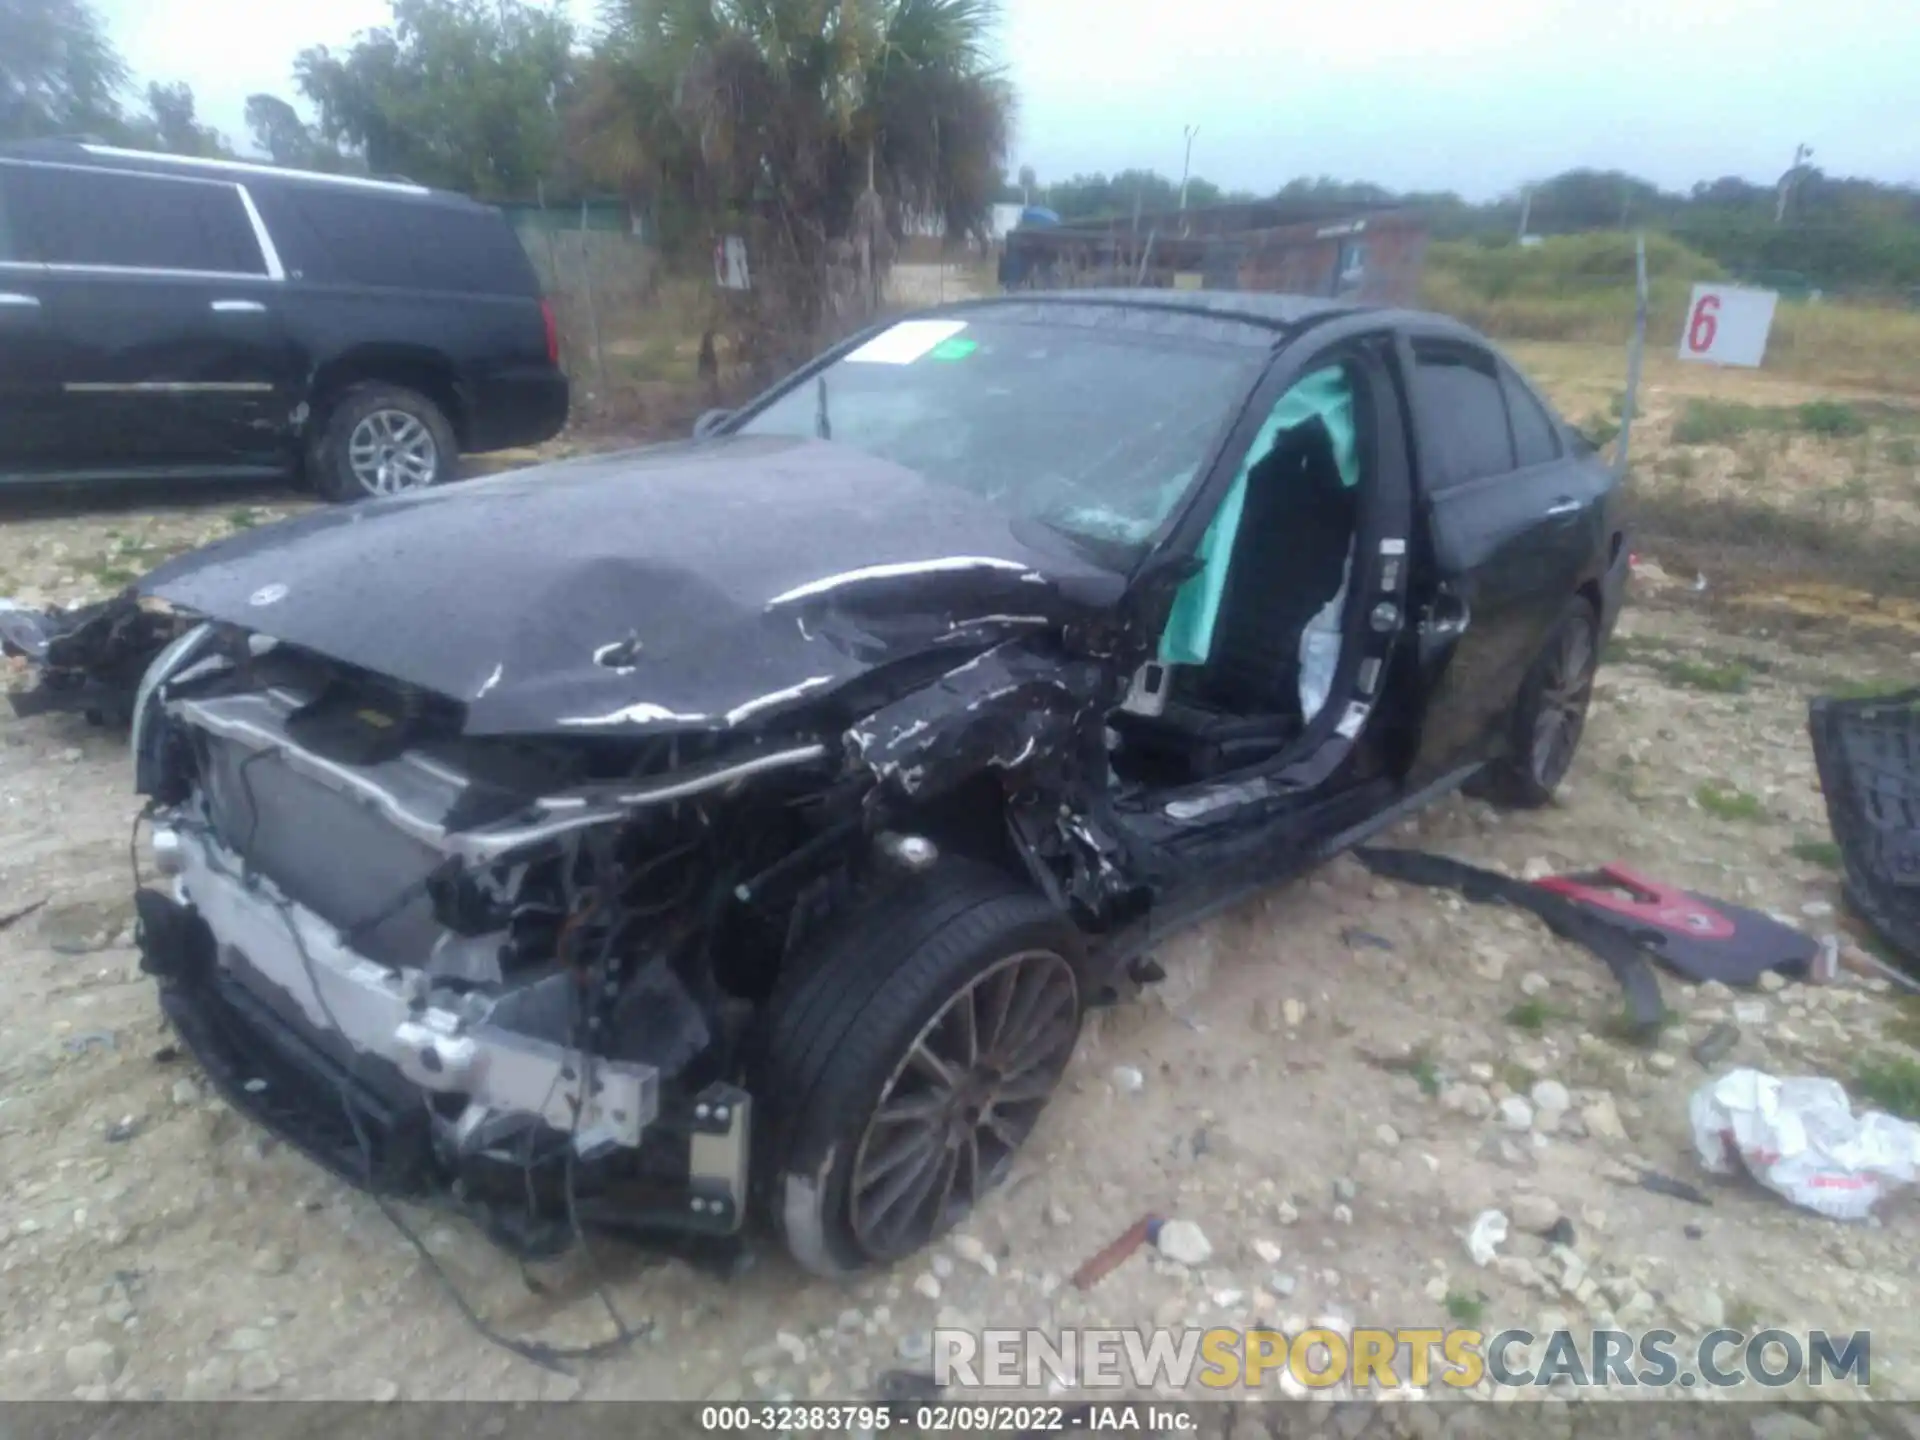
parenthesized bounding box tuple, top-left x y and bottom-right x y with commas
(140, 436, 1119, 737)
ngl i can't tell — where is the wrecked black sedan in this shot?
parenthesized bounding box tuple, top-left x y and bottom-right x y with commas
(124, 292, 1628, 1274)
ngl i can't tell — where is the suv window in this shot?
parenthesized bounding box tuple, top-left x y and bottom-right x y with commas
(1410, 341, 1516, 489)
(0, 165, 18, 262)
(254, 187, 538, 296)
(1501, 364, 1563, 469)
(8, 164, 265, 275)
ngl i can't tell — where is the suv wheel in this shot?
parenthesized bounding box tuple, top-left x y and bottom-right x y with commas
(308, 383, 456, 502)
(753, 864, 1084, 1277)
(1484, 593, 1601, 808)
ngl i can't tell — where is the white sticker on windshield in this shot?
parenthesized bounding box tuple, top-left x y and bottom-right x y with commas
(845, 319, 970, 365)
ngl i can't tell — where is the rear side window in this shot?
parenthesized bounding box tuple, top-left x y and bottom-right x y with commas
(1410, 342, 1516, 490)
(0, 165, 19, 262)
(256, 188, 538, 295)
(1501, 364, 1563, 469)
(8, 164, 265, 275)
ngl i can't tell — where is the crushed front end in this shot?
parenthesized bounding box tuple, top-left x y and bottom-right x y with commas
(129, 627, 852, 1257)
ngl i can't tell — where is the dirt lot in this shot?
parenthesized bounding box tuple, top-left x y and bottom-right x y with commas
(4, 337, 1920, 1414)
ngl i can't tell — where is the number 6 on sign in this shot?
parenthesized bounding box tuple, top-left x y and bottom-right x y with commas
(1678, 283, 1777, 368)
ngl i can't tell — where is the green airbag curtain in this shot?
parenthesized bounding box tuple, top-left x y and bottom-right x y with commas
(1157, 366, 1360, 666)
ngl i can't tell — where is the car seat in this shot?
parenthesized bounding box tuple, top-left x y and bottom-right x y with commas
(1112, 416, 1357, 781)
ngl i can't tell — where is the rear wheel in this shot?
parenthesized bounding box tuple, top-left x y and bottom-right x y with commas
(752, 864, 1084, 1277)
(1483, 593, 1600, 808)
(307, 383, 456, 502)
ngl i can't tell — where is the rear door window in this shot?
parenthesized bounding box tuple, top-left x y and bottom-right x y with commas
(1501, 364, 1564, 469)
(9, 164, 265, 275)
(1410, 341, 1517, 490)
(0, 164, 20, 262)
(255, 188, 537, 295)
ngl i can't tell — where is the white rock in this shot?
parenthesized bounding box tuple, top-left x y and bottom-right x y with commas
(1529, 1080, 1570, 1114)
(912, 1273, 941, 1300)
(931, 1254, 954, 1279)
(1519, 972, 1550, 997)
(951, 1234, 997, 1275)
(1647, 1052, 1677, 1075)
(1374, 1123, 1401, 1148)
(1758, 972, 1787, 994)
(1497, 1097, 1534, 1132)
(227, 1328, 270, 1352)
(236, 1353, 280, 1393)
(1750, 1415, 1824, 1440)
(1155, 1219, 1213, 1267)
(170, 1079, 202, 1107)
(1522, 857, 1555, 881)
(1109, 1065, 1145, 1093)
(775, 1331, 809, 1365)
(1733, 1000, 1770, 1025)
(1332, 1204, 1353, 1226)
(1212, 1288, 1244, 1308)
(1283, 998, 1308, 1028)
(1441, 1083, 1494, 1119)
(1672, 1286, 1726, 1332)
(1274, 1201, 1300, 1226)
(1581, 1096, 1626, 1141)
(1251, 1238, 1283, 1265)
(65, 1341, 120, 1386)
(1045, 1202, 1072, 1227)
(370, 1380, 401, 1402)
(1511, 1193, 1562, 1234)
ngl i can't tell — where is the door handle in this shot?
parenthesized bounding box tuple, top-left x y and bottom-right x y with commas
(211, 299, 266, 314)
(1544, 497, 1581, 519)
(0, 293, 41, 308)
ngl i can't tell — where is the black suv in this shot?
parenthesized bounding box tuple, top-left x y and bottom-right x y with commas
(0, 142, 568, 500)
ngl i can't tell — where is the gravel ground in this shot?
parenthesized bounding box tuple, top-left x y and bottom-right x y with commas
(4, 484, 1920, 1420)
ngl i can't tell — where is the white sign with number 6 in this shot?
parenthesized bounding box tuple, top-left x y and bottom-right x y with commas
(1679, 283, 1778, 368)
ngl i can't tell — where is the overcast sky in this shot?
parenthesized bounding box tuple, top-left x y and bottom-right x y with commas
(100, 0, 1919, 201)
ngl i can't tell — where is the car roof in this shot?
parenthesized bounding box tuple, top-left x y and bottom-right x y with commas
(929, 288, 1394, 344)
(0, 138, 474, 206)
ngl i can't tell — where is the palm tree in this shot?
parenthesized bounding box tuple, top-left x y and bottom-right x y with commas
(572, 0, 1011, 366)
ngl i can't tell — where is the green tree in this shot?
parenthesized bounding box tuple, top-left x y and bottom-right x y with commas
(0, 0, 128, 139)
(139, 80, 230, 156)
(571, 0, 1012, 360)
(294, 0, 574, 195)
(245, 92, 313, 164)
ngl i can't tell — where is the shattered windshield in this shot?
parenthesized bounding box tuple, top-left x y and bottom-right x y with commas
(737, 315, 1264, 562)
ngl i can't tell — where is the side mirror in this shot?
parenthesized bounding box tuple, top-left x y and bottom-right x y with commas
(693, 408, 732, 440)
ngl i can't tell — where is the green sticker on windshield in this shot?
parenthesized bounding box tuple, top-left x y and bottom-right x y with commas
(929, 337, 977, 361)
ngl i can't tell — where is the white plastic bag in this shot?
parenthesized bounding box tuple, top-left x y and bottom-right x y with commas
(1298, 550, 1353, 723)
(1688, 1067, 1920, 1220)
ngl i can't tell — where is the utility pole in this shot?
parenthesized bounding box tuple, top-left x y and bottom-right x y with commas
(1177, 124, 1199, 212)
(1775, 142, 1813, 225)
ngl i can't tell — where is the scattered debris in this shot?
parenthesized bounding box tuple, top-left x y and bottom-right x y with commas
(0, 897, 47, 932)
(1690, 1068, 1920, 1219)
(1466, 1209, 1508, 1266)
(1340, 927, 1395, 952)
(1071, 1214, 1163, 1290)
(1691, 1022, 1740, 1067)
(1635, 1170, 1715, 1207)
(1536, 864, 1818, 986)
(61, 1030, 118, 1056)
(1355, 848, 1667, 1037)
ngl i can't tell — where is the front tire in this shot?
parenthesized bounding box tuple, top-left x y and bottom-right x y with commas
(752, 864, 1084, 1277)
(1483, 593, 1601, 808)
(307, 383, 456, 502)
